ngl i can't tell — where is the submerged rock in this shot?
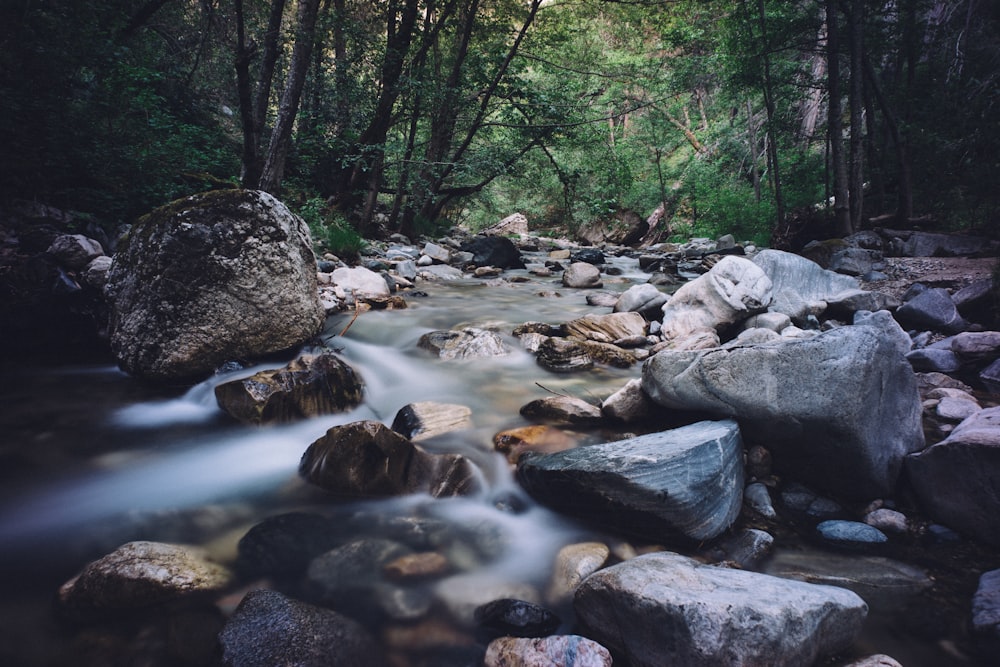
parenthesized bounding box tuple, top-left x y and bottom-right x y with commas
(105, 189, 324, 381)
(214, 352, 363, 424)
(391, 401, 473, 441)
(473, 598, 560, 639)
(517, 420, 744, 544)
(574, 551, 867, 667)
(519, 395, 603, 426)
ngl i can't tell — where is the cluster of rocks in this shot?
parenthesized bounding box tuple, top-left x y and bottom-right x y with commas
(47, 193, 1000, 666)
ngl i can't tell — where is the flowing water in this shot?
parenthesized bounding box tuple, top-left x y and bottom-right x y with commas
(0, 254, 990, 665)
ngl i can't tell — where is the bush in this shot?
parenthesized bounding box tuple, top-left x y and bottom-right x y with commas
(298, 198, 365, 260)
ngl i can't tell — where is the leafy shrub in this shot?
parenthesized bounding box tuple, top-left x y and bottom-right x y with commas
(298, 198, 365, 260)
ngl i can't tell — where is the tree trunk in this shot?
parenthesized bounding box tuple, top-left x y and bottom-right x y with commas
(826, 0, 850, 234)
(848, 0, 865, 230)
(746, 99, 762, 203)
(258, 0, 321, 194)
(754, 0, 785, 229)
(863, 54, 913, 221)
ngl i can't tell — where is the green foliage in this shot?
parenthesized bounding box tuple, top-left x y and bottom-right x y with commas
(298, 198, 365, 259)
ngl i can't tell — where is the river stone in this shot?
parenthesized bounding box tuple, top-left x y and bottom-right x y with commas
(744, 482, 777, 519)
(47, 233, 104, 269)
(435, 574, 541, 627)
(753, 248, 859, 303)
(474, 598, 560, 639)
(659, 255, 772, 344)
(952, 331, 1000, 361)
(391, 401, 473, 441)
(214, 352, 364, 424)
(763, 549, 932, 612)
(562, 261, 602, 288)
(460, 235, 525, 269)
(546, 542, 610, 606)
(418, 264, 464, 280)
(299, 420, 481, 498)
(816, 520, 888, 550)
(613, 283, 668, 315)
(83, 254, 114, 288)
(483, 212, 529, 236)
(105, 190, 324, 382)
(306, 538, 413, 604)
(421, 241, 451, 264)
(516, 420, 744, 544)
(982, 359, 1000, 393)
(905, 347, 962, 373)
(829, 247, 879, 276)
(579, 339, 637, 367)
(236, 512, 344, 578)
(418, 327, 510, 359)
(383, 551, 452, 581)
(58, 541, 233, 620)
(936, 395, 981, 421)
(896, 287, 968, 334)
(973, 569, 1000, 654)
(892, 230, 995, 257)
(484, 635, 612, 667)
(601, 378, 652, 423)
(905, 406, 1000, 546)
(564, 311, 647, 343)
(864, 508, 909, 534)
(218, 589, 383, 667)
(536, 337, 594, 372)
(642, 321, 925, 499)
(331, 265, 390, 299)
(571, 248, 606, 265)
(519, 395, 603, 426)
(743, 311, 792, 333)
(574, 551, 867, 667)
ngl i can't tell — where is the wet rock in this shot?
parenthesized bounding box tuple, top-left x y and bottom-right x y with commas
(236, 512, 343, 578)
(519, 395, 603, 426)
(395, 258, 418, 281)
(391, 401, 473, 441)
(780, 483, 844, 519)
(331, 265, 390, 299)
(418, 327, 510, 359)
(744, 482, 777, 519)
(460, 235, 525, 269)
(58, 541, 234, 621)
(484, 635, 612, 667)
(906, 406, 1000, 546)
(613, 283, 668, 315)
(575, 551, 867, 667)
(383, 551, 452, 581)
(600, 378, 652, 423)
(474, 598, 560, 639)
(579, 339, 637, 367)
(517, 420, 744, 544)
(765, 549, 932, 612)
(562, 262, 602, 288)
(306, 538, 413, 611)
(816, 520, 888, 550)
(545, 542, 610, 606)
(703, 528, 774, 568)
(299, 420, 481, 498)
(972, 568, 1000, 654)
(493, 425, 578, 463)
(571, 248, 606, 265)
(643, 320, 925, 499)
(896, 287, 968, 334)
(585, 291, 619, 307)
(564, 311, 647, 343)
(218, 589, 384, 667)
(536, 337, 593, 372)
(47, 233, 104, 269)
(435, 574, 541, 627)
(214, 352, 364, 424)
(659, 255, 772, 344)
(105, 190, 324, 382)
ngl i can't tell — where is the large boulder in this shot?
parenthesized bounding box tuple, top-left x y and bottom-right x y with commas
(574, 552, 867, 667)
(516, 420, 744, 544)
(459, 235, 525, 269)
(299, 420, 480, 498)
(218, 589, 384, 667)
(905, 407, 1000, 546)
(214, 352, 364, 424)
(642, 317, 925, 499)
(105, 190, 324, 381)
(659, 255, 772, 345)
(753, 248, 859, 322)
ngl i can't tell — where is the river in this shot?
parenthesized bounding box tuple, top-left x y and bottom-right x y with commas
(0, 252, 988, 665)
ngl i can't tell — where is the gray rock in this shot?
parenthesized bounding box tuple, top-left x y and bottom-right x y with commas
(905, 347, 962, 372)
(600, 378, 652, 423)
(842, 656, 903, 667)
(483, 212, 529, 237)
(306, 538, 413, 609)
(613, 283, 668, 315)
(585, 291, 620, 308)
(235, 512, 343, 578)
(973, 569, 1000, 653)
(744, 482, 777, 519)
(545, 542, 610, 606)
(391, 401, 473, 441)
(705, 528, 774, 568)
(827, 289, 901, 316)
(659, 255, 772, 344)
(299, 420, 481, 498)
(643, 323, 925, 498)
(953, 278, 995, 314)
(562, 262, 603, 288)
(816, 520, 888, 549)
(780, 483, 844, 519)
(474, 598, 560, 638)
(394, 258, 418, 281)
(418, 264, 465, 280)
(830, 247, 879, 276)
(422, 241, 452, 263)
(564, 311, 647, 343)
(896, 287, 968, 334)
(743, 311, 791, 333)
(753, 248, 859, 304)
(82, 255, 114, 287)
(331, 265, 390, 299)
(58, 541, 233, 621)
(519, 395, 603, 426)
(218, 589, 383, 667)
(105, 190, 324, 381)
(484, 636, 612, 667)
(418, 327, 510, 359)
(982, 358, 1000, 393)
(434, 574, 541, 627)
(574, 551, 867, 667)
(47, 233, 104, 269)
(935, 395, 981, 421)
(891, 231, 995, 257)
(517, 420, 744, 544)
(214, 352, 364, 424)
(460, 235, 525, 269)
(906, 407, 1000, 546)
(764, 549, 932, 612)
(952, 331, 1000, 361)
(864, 508, 909, 534)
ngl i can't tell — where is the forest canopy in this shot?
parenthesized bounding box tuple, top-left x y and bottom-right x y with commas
(1, 0, 997, 248)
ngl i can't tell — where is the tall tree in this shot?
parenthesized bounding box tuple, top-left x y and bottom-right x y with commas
(826, 0, 850, 234)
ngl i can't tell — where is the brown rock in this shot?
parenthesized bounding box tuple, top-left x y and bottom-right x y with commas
(493, 425, 579, 462)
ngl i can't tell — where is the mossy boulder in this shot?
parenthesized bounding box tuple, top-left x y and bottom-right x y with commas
(105, 190, 324, 382)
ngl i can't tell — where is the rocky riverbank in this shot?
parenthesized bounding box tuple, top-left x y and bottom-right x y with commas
(3, 192, 1000, 666)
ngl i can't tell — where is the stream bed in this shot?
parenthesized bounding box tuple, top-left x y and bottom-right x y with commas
(0, 255, 994, 666)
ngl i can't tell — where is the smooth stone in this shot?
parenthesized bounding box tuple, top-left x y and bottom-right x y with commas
(235, 512, 343, 578)
(585, 291, 620, 308)
(545, 542, 610, 606)
(382, 551, 452, 581)
(474, 598, 560, 639)
(613, 283, 668, 315)
(863, 508, 909, 534)
(492, 425, 578, 463)
(972, 569, 1000, 653)
(905, 347, 963, 373)
(781, 483, 844, 519)
(391, 401, 473, 441)
(600, 378, 652, 423)
(574, 551, 867, 667)
(331, 265, 391, 299)
(952, 330, 1000, 360)
(218, 589, 384, 667)
(83, 254, 114, 287)
(484, 635, 612, 667)
(418, 327, 510, 359)
(535, 337, 594, 372)
(418, 264, 465, 280)
(460, 235, 525, 269)
(935, 395, 981, 421)
(519, 395, 603, 426)
(394, 258, 418, 281)
(816, 520, 888, 549)
(46, 233, 104, 269)
(744, 482, 777, 519)
(896, 287, 968, 334)
(564, 311, 647, 343)
(704, 528, 774, 568)
(517, 420, 744, 544)
(562, 262, 602, 288)
(982, 358, 1000, 393)
(435, 574, 541, 628)
(743, 311, 792, 333)
(753, 248, 859, 304)
(421, 241, 451, 263)
(842, 656, 903, 667)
